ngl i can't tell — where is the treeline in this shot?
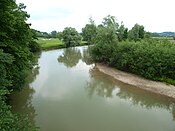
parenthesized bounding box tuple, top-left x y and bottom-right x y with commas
(0, 0, 40, 130)
(81, 16, 151, 44)
(88, 15, 175, 85)
(33, 29, 63, 39)
(34, 16, 149, 48)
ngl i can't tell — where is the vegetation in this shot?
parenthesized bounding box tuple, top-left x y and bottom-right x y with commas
(37, 38, 64, 50)
(89, 15, 175, 85)
(128, 24, 145, 41)
(62, 27, 82, 48)
(82, 17, 97, 44)
(0, 0, 40, 130)
(37, 38, 88, 50)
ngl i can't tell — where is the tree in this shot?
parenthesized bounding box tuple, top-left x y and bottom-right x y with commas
(128, 24, 145, 41)
(42, 32, 51, 38)
(90, 16, 119, 63)
(102, 15, 119, 30)
(117, 22, 128, 41)
(95, 15, 119, 45)
(82, 18, 97, 44)
(50, 30, 57, 38)
(0, 0, 39, 130)
(62, 27, 81, 48)
(144, 32, 151, 39)
(57, 32, 63, 40)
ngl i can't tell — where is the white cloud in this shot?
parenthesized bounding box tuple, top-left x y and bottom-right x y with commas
(17, 0, 175, 32)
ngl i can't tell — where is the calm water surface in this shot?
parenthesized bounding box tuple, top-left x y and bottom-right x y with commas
(11, 46, 175, 131)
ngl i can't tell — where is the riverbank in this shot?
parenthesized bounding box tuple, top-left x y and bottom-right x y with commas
(96, 63, 175, 99)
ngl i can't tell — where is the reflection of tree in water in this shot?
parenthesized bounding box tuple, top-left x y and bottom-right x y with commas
(86, 66, 175, 120)
(82, 47, 93, 65)
(85, 67, 117, 98)
(58, 47, 82, 68)
(10, 55, 40, 127)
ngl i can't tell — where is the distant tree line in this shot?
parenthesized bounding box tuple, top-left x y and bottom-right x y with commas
(81, 15, 150, 45)
(33, 15, 150, 48)
(33, 29, 62, 39)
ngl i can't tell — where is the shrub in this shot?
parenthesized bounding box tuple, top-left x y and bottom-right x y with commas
(90, 39, 175, 85)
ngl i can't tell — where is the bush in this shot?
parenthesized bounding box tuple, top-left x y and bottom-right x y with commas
(90, 39, 175, 85)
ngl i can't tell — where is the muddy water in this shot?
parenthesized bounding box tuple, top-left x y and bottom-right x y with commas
(10, 46, 175, 131)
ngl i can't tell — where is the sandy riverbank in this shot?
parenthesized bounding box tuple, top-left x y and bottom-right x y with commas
(96, 63, 175, 99)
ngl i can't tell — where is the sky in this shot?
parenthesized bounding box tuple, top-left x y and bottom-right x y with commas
(16, 0, 175, 33)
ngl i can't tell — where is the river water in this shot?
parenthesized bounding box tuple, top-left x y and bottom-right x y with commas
(10, 46, 175, 131)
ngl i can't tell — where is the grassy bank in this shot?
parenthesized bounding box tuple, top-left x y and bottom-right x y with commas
(37, 38, 88, 50)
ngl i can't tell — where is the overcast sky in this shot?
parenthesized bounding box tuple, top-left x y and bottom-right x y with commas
(16, 0, 175, 33)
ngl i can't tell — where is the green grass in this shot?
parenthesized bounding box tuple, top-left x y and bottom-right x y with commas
(37, 38, 64, 50)
(37, 38, 88, 50)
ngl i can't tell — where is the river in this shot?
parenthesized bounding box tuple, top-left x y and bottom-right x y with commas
(10, 46, 175, 131)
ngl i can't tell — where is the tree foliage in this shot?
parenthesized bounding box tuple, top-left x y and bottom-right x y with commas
(62, 27, 81, 48)
(0, 0, 39, 130)
(90, 39, 175, 85)
(117, 22, 128, 41)
(82, 18, 97, 44)
(50, 30, 57, 38)
(128, 24, 145, 41)
(89, 15, 175, 85)
(89, 16, 118, 63)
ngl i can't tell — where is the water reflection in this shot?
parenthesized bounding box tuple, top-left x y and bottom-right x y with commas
(10, 61, 40, 127)
(82, 47, 93, 65)
(85, 67, 116, 98)
(57, 48, 82, 68)
(86, 67, 175, 120)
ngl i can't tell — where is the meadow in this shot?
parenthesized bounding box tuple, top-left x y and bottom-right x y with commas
(37, 38, 88, 50)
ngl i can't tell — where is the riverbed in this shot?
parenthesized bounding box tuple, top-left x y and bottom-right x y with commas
(10, 46, 175, 131)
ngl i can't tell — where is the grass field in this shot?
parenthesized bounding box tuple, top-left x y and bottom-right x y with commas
(37, 38, 88, 50)
(37, 38, 64, 50)
(152, 37, 175, 43)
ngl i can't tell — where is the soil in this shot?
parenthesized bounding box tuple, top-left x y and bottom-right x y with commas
(96, 63, 175, 99)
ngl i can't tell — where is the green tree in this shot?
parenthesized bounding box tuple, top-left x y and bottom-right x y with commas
(90, 15, 118, 63)
(62, 27, 81, 48)
(0, 0, 39, 130)
(50, 30, 57, 38)
(144, 32, 151, 39)
(82, 18, 97, 44)
(57, 31, 63, 40)
(128, 24, 145, 41)
(102, 15, 119, 30)
(117, 22, 128, 41)
(42, 32, 51, 38)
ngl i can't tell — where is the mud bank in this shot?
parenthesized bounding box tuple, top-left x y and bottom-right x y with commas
(96, 63, 175, 99)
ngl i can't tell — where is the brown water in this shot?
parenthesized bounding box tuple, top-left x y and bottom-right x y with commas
(10, 46, 175, 131)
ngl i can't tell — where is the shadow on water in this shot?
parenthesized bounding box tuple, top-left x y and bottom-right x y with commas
(10, 54, 41, 127)
(57, 47, 82, 68)
(86, 66, 175, 120)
